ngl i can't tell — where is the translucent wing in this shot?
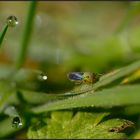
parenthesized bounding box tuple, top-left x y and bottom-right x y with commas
(67, 72, 84, 81)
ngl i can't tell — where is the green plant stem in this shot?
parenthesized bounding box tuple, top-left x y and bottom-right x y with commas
(115, 10, 133, 33)
(0, 24, 8, 48)
(16, 1, 37, 69)
(115, 3, 140, 34)
(116, 15, 131, 34)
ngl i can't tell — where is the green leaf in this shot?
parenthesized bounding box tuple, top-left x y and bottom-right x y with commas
(69, 60, 140, 95)
(29, 60, 140, 113)
(92, 60, 140, 91)
(27, 111, 134, 139)
(0, 80, 18, 112)
(31, 85, 140, 113)
(19, 89, 72, 105)
(0, 117, 24, 138)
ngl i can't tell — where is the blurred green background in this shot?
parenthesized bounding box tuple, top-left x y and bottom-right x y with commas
(0, 1, 140, 91)
(0, 1, 140, 139)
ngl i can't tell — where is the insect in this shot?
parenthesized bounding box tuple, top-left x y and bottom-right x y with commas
(67, 72, 101, 85)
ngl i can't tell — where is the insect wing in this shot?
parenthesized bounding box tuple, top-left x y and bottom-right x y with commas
(68, 72, 83, 81)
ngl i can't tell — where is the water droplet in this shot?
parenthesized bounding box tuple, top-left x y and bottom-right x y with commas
(38, 73, 48, 81)
(6, 16, 18, 27)
(42, 75, 47, 80)
(12, 116, 22, 128)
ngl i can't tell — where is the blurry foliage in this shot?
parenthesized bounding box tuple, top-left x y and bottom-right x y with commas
(0, 1, 140, 139)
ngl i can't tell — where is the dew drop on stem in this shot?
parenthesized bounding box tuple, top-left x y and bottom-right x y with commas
(6, 16, 19, 27)
(12, 116, 23, 128)
(4, 106, 22, 129)
(38, 72, 48, 81)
